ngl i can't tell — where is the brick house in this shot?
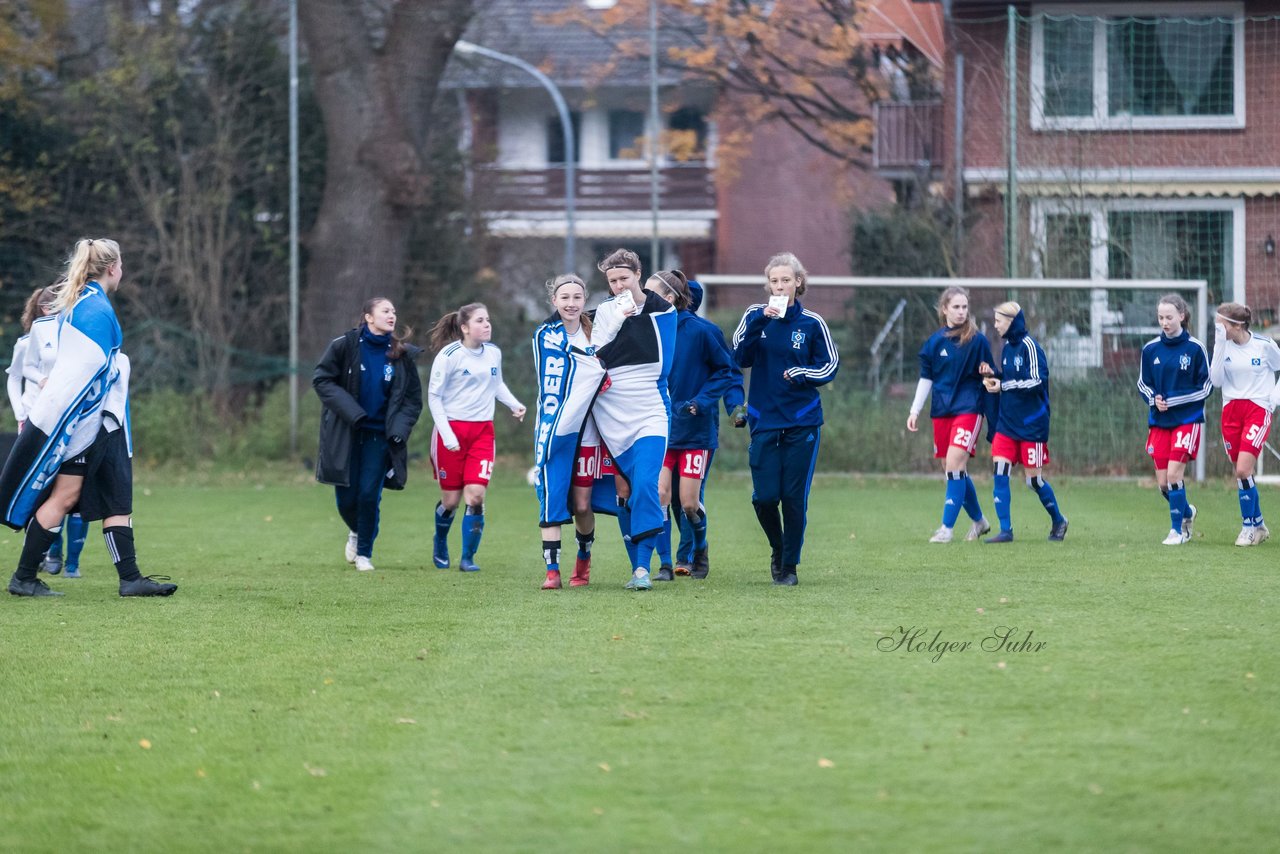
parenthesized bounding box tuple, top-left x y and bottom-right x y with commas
(933, 0, 1280, 316)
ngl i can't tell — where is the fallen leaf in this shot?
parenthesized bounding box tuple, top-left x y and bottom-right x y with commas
(213, 690, 221, 698)
(430, 800, 441, 808)
(817, 758, 835, 768)
(611, 635, 623, 641)
(304, 763, 327, 777)
(106, 715, 122, 722)
(998, 597, 1009, 604)
(396, 718, 417, 725)
(264, 515, 273, 522)
(593, 807, 604, 816)
(252, 781, 261, 790)
(996, 661, 1007, 669)
(138, 739, 152, 749)
(1088, 783, 1103, 795)
(196, 768, 206, 778)
(848, 532, 856, 539)
(323, 678, 334, 685)
(598, 762, 611, 772)
(1245, 672, 1255, 679)
(976, 608, 985, 615)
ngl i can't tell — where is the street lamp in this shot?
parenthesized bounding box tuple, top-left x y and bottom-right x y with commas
(453, 39, 577, 274)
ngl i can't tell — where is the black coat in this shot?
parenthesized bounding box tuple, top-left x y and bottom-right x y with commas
(313, 329, 423, 489)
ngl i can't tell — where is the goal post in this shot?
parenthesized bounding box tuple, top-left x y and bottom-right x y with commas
(696, 275, 1210, 481)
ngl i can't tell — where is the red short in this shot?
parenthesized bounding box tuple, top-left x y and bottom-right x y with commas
(932, 413, 982, 459)
(433, 420, 495, 490)
(1221, 399, 1272, 463)
(991, 433, 1050, 468)
(573, 446, 601, 487)
(662, 448, 710, 480)
(1146, 424, 1202, 469)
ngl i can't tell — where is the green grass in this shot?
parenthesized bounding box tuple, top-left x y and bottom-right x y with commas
(1, 469, 1277, 852)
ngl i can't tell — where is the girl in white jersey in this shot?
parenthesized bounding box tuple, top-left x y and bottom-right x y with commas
(428, 303, 526, 572)
(1210, 302, 1280, 546)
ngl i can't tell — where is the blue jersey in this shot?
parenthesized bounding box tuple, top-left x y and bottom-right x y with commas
(918, 327, 993, 418)
(1137, 329, 1211, 428)
(667, 308, 739, 450)
(688, 280, 745, 415)
(991, 310, 1050, 442)
(732, 300, 838, 432)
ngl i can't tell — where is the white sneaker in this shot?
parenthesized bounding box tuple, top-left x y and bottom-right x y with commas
(1162, 529, 1190, 546)
(1236, 523, 1270, 547)
(354, 556, 375, 572)
(1182, 504, 1197, 537)
(929, 526, 954, 543)
(965, 518, 991, 541)
(345, 531, 358, 564)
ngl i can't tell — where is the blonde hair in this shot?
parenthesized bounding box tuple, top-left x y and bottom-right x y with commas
(936, 286, 978, 346)
(764, 252, 807, 296)
(54, 238, 120, 313)
(995, 300, 1021, 319)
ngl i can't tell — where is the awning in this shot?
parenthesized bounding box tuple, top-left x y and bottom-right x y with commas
(967, 181, 1280, 198)
(860, 0, 946, 67)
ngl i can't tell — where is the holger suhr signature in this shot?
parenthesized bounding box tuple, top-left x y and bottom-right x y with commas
(877, 626, 1047, 663)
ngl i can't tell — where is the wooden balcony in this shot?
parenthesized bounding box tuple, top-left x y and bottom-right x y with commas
(873, 101, 944, 178)
(475, 164, 715, 213)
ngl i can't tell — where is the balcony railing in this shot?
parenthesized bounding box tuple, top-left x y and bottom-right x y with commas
(873, 101, 944, 176)
(475, 164, 715, 212)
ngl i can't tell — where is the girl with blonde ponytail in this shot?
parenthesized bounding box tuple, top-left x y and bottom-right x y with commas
(0, 238, 176, 598)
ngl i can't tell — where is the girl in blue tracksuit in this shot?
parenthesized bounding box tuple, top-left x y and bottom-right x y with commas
(651, 271, 738, 582)
(1137, 293, 1212, 545)
(978, 302, 1068, 543)
(732, 252, 838, 586)
(907, 286, 994, 544)
(667, 279, 744, 579)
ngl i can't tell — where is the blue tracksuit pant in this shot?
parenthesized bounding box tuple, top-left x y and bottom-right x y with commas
(748, 426, 821, 567)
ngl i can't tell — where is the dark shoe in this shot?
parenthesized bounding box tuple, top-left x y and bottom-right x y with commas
(769, 551, 782, 583)
(42, 555, 63, 576)
(690, 548, 709, 579)
(9, 574, 64, 597)
(1049, 518, 1069, 541)
(459, 559, 480, 573)
(773, 566, 798, 586)
(984, 530, 1014, 544)
(432, 533, 450, 569)
(655, 564, 674, 582)
(673, 563, 692, 576)
(119, 575, 177, 597)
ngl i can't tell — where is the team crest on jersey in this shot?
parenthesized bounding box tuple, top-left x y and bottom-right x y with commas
(791, 331, 806, 349)
(490, 367, 498, 375)
(383, 364, 393, 381)
(1253, 358, 1263, 366)
(1013, 354, 1023, 371)
(1179, 354, 1191, 370)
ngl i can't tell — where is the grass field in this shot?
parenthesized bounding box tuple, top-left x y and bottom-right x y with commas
(0, 467, 1277, 852)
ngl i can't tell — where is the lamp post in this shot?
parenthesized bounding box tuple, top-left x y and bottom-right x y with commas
(454, 39, 576, 274)
(288, 0, 299, 454)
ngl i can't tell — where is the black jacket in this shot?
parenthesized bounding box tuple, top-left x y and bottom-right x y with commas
(313, 328, 423, 489)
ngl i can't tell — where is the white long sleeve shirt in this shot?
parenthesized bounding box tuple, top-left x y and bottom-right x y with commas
(1210, 330, 1280, 410)
(427, 341, 522, 448)
(6, 335, 29, 423)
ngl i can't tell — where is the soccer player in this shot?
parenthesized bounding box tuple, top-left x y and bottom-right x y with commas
(533, 274, 606, 589)
(0, 238, 176, 597)
(654, 271, 738, 581)
(907, 286, 994, 543)
(1209, 301, 1280, 546)
(978, 302, 1068, 543)
(591, 250, 678, 590)
(313, 297, 424, 572)
(1137, 293, 1212, 545)
(670, 279, 745, 579)
(427, 303, 526, 572)
(732, 252, 839, 586)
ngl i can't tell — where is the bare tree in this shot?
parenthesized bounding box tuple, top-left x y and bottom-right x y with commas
(298, 0, 473, 357)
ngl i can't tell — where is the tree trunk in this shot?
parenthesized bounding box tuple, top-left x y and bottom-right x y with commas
(298, 0, 473, 359)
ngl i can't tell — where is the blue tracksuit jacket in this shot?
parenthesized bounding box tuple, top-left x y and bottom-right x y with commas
(667, 308, 739, 450)
(732, 300, 839, 431)
(1137, 329, 1211, 428)
(990, 310, 1051, 442)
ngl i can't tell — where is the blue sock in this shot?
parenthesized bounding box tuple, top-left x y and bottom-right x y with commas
(690, 508, 708, 552)
(435, 503, 455, 540)
(461, 507, 484, 560)
(675, 511, 694, 565)
(656, 509, 673, 566)
(632, 534, 655, 573)
(1167, 483, 1187, 532)
(962, 473, 984, 522)
(942, 472, 966, 529)
(1030, 476, 1064, 524)
(65, 514, 88, 568)
(617, 497, 637, 567)
(993, 463, 1012, 533)
(1238, 477, 1261, 526)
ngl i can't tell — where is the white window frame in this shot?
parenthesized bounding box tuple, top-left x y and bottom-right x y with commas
(1030, 196, 1245, 302)
(1030, 2, 1245, 131)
